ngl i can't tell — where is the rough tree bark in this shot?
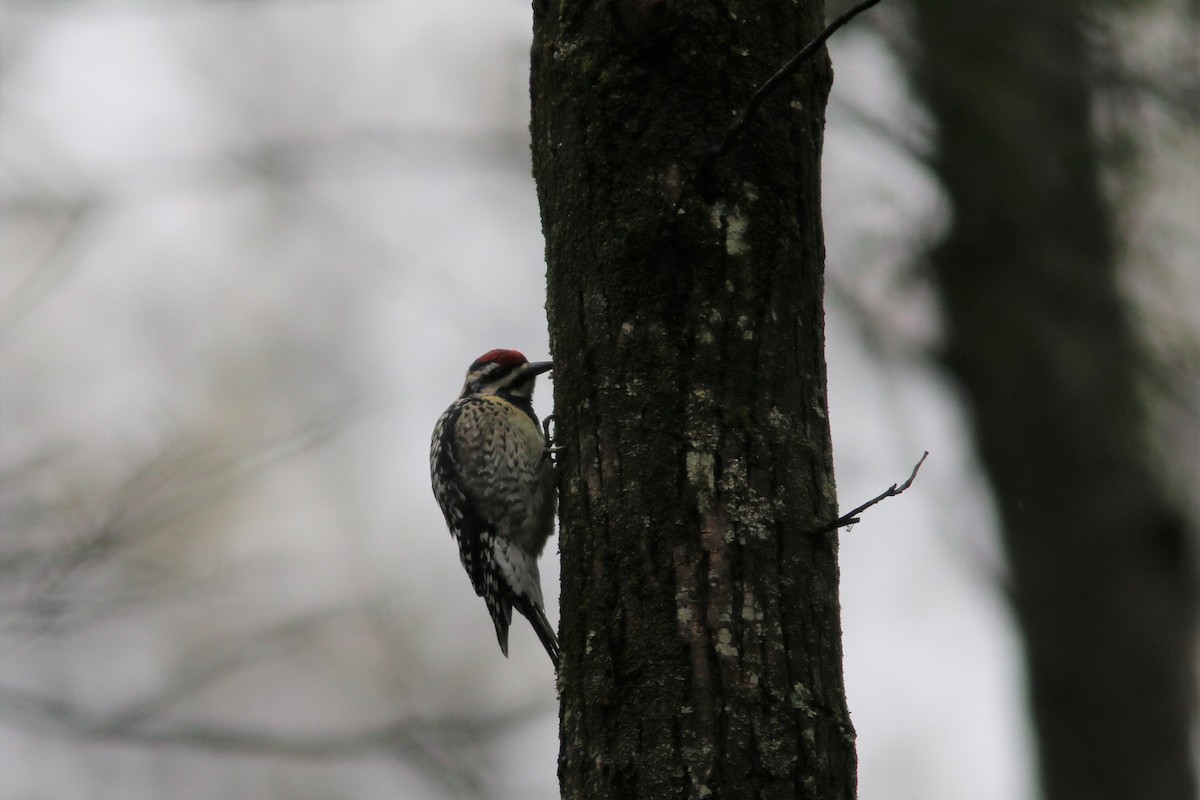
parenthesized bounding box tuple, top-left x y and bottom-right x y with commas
(907, 2, 1199, 798)
(530, 1, 854, 798)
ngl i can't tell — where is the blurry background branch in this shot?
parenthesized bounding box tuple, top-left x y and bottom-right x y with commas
(0, 683, 547, 794)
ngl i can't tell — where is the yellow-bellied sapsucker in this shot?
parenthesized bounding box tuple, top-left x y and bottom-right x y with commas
(429, 349, 559, 668)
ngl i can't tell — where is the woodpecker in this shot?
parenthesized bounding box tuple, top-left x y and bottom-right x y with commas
(429, 349, 560, 668)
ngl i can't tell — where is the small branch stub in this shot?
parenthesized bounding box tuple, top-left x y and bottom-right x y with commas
(810, 451, 928, 535)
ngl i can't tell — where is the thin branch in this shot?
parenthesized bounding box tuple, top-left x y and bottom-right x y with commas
(828, 96, 933, 166)
(698, 0, 886, 187)
(0, 197, 98, 338)
(103, 606, 365, 730)
(0, 686, 543, 758)
(809, 451, 928, 534)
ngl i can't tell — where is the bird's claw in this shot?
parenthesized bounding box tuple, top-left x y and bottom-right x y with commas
(542, 414, 563, 461)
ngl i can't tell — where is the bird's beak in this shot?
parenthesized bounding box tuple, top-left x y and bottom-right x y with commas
(527, 361, 554, 377)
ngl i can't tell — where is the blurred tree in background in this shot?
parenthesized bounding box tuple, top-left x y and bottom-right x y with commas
(896, 0, 1199, 796)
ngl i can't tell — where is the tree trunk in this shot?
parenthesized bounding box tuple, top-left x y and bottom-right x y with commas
(907, 2, 1199, 798)
(530, 2, 854, 798)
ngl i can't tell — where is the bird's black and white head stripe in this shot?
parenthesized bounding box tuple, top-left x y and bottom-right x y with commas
(460, 349, 553, 405)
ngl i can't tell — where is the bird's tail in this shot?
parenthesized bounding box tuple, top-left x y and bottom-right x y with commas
(517, 597, 560, 670)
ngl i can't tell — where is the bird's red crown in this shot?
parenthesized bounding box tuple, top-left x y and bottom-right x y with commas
(474, 349, 528, 368)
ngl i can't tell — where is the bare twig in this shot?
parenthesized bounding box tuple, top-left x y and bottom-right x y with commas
(809, 451, 928, 534)
(698, 0, 886, 188)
